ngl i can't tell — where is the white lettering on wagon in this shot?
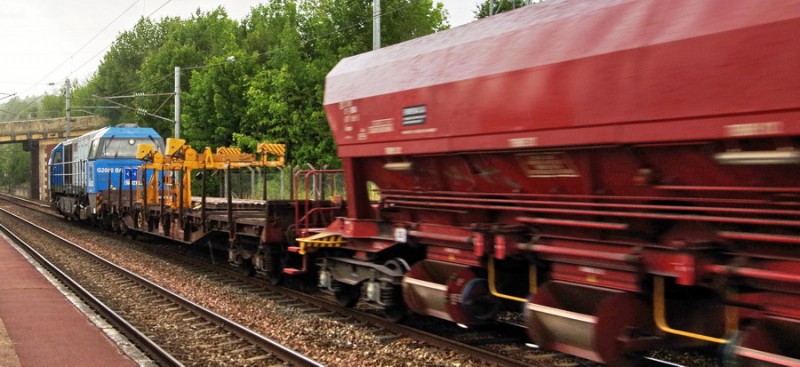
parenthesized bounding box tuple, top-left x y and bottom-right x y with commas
(96, 167, 123, 173)
(508, 137, 538, 148)
(368, 119, 394, 134)
(401, 128, 438, 135)
(385, 147, 403, 155)
(578, 266, 606, 275)
(339, 100, 360, 135)
(517, 152, 580, 178)
(725, 121, 783, 137)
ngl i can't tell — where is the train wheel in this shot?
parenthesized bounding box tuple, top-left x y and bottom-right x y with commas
(383, 303, 407, 323)
(239, 262, 255, 277)
(724, 317, 800, 366)
(266, 270, 283, 285)
(381, 259, 408, 322)
(231, 255, 256, 277)
(265, 254, 284, 285)
(135, 210, 145, 230)
(334, 282, 361, 308)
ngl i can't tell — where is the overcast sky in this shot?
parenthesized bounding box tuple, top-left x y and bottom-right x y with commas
(0, 0, 482, 100)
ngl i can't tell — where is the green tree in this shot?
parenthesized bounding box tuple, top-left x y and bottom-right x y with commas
(0, 144, 30, 192)
(182, 51, 254, 149)
(39, 93, 65, 119)
(65, 1, 448, 167)
(475, 0, 532, 19)
(0, 96, 40, 122)
(77, 18, 174, 126)
(236, 0, 448, 166)
(138, 8, 240, 138)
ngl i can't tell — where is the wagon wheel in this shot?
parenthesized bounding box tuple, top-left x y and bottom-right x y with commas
(261, 251, 284, 285)
(238, 261, 255, 277)
(382, 294, 407, 323)
(135, 210, 145, 230)
(334, 282, 361, 308)
(381, 259, 409, 322)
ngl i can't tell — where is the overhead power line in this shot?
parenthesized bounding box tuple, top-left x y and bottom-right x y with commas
(12, 0, 174, 119)
(19, 0, 143, 98)
(106, 0, 423, 101)
(71, 0, 174, 77)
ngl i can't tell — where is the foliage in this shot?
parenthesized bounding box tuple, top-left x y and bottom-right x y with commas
(0, 144, 30, 189)
(0, 97, 37, 122)
(80, 18, 176, 127)
(232, 0, 448, 166)
(474, 0, 533, 19)
(51, 1, 447, 167)
(39, 94, 65, 119)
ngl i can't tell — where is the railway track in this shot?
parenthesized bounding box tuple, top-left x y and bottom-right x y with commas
(2, 194, 565, 366)
(158, 246, 551, 367)
(0, 193, 706, 367)
(0, 206, 321, 367)
(155, 242, 701, 367)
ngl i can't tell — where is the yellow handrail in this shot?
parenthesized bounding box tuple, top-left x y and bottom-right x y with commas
(488, 257, 536, 303)
(653, 276, 729, 344)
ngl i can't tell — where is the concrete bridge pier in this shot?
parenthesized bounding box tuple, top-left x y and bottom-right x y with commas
(21, 140, 40, 200)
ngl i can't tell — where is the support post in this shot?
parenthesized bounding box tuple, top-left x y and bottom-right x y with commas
(373, 0, 381, 50)
(65, 78, 71, 138)
(174, 66, 181, 139)
(226, 163, 234, 242)
(201, 164, 207, 233)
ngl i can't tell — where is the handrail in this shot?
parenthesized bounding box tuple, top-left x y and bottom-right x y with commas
(653, 277, 729, 344)
(293, 169, 343, 234)
(487, 257, 535, 303)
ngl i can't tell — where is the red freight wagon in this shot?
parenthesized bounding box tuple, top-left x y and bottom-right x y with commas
(316, 1, 800, 365)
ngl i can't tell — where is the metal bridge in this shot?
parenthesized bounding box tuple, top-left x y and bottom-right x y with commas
(0, 115, 108, 200)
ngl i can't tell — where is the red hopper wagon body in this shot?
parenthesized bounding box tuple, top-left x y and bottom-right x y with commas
(321, 0, 800, 365)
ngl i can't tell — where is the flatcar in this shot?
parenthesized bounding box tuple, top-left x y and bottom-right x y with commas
(48, 124, 164, 223)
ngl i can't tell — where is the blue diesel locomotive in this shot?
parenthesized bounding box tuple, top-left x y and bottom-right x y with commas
(48, 124, 163, 222)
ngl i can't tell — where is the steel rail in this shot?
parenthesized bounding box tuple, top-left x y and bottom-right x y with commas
(0, 207, 323, 367)
(166, 250, 539, 367)
(1, 194, 703, 366)
(0, 219, 183, 367)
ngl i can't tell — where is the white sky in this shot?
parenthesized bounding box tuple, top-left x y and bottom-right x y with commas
(0, 0, 482, 99)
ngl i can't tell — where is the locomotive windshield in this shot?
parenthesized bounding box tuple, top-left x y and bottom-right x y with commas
(90, 136, 163, 159)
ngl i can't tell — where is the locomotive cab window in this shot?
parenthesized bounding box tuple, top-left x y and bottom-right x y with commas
(88, 139, 100, 160)
(97, 137, 163, 159)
